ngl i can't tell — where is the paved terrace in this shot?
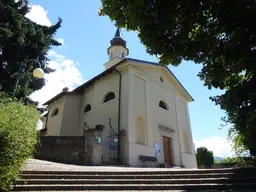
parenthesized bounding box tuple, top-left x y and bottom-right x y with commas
(23, 158, 233, 172)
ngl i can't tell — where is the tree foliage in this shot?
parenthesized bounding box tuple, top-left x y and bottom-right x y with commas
(228, 126, 248, 155)
(0, 92, 39, 191)
(196, 147, 214, 167)
(216, 156, 256, 167)
(100, 0, 256, 155)
(0, 0, 62, 100)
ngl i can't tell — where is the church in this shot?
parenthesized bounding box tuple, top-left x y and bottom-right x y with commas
(41, 28, 197, 168)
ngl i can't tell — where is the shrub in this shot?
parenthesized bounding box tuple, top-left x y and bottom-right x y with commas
(0, 93, 39, 191)
(196, 147, 214, 168)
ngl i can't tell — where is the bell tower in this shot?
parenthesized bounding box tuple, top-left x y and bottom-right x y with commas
(107, 27, 129, 61)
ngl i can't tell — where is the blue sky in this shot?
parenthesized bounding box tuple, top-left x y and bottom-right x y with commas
(28, 0, 233, 157)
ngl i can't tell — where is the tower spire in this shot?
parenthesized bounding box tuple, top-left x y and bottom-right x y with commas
(110, 27, 126, 47)
(114, 27, 122, 38)
(107, 27, 129, 61)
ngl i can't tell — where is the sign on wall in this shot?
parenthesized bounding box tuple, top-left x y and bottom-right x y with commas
(154, 142, 161, 157)
(95, 136, 102, 144)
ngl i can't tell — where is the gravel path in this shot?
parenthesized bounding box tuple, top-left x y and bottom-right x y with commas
(22, 159, 190, 172)
(22, 159, 237, 172)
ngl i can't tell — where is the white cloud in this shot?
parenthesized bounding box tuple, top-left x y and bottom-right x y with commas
(25, 5, 51, 26)
(30, 50, 83, 105)
(194, 136, 234, 158)
(48, 50, 65, 59)
(26, 4, 82, 105)
(57, 38, 64, 45)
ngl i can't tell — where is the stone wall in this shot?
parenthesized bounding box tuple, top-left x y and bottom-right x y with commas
(35, 136, 85, 165)
(35, 128, 104, 165)
(83, 128, 104, 165)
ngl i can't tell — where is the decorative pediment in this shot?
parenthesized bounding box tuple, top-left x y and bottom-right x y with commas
(159, 125, 175, 133)
(126, 59, 194, 102)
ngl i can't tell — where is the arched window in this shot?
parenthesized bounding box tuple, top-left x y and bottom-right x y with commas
(122, 52, 124, 59)
(103, 92, 115, 103)
(159, 100, 169, 110)
(84, 104, 91, 113)
(51, 108, 58, 117)
(136, 116, 146, 145)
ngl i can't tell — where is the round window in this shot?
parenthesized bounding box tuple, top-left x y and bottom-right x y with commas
(160, 76, 164, 83)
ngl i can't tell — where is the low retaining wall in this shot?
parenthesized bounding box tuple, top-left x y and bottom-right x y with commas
(35, 128, 104, 165)
(35, 136, 85, 165)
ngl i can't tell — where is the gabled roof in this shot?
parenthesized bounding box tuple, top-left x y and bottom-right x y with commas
(41, 111, 48, 117)
(43, 58, 193, 105)
(43, 91, 74, 105)
(72, 59, 129, 93)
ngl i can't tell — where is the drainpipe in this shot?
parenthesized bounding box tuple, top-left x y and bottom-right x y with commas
(114, 68, 122, 164)
(44, 112, 48, 130)
(43, 107, 49, 130)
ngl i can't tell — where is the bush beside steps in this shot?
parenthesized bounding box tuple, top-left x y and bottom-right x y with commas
(0, 93, 39, 191)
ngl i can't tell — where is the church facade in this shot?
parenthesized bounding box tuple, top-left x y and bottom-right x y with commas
(42, 28, 197, 168)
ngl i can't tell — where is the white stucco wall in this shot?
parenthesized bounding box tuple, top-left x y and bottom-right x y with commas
(80, 72, 119, 131)
(119, 70, 130, 164)
(127, 67, 181, 167)
(61, 94, 82, 136)
(182, 153, 197, 168)
(127, 64, 196, 168)
(175, 96, 197, 168)
(127, 73, 156, 166)
(45, 97, 65, 136)
(78, 70, 129, 162)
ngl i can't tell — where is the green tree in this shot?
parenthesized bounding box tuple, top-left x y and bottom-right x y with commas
(0, 0, 62, 100)
(99, 0, 256, 155)
(196, 147, 214, 167)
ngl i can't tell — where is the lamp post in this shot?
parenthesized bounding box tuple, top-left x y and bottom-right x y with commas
(11, 59, 44, 97)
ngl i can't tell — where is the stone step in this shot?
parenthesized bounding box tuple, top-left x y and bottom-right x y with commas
(11, 190, 255, 192)
(20, 172, 255, 179)
(21, 168, 256, 175)
(13, 191, 256, 192)
(12, 183, 256, 191)
(11, 191, 256, 192)
(16, 168, 256, 191)
(14, 177, 256, 185)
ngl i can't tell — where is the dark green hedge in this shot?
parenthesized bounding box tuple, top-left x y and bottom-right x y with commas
(196, 147, 214, 168)
(0, 93, 39, 191)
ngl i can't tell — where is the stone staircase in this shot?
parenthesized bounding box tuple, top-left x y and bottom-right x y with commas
(13, 168, 256, 191)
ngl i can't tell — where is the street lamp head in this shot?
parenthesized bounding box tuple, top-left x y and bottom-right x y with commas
(25, 59, 44, 79)
(33, 68, 44, 78)
(11, 59, 45, 97)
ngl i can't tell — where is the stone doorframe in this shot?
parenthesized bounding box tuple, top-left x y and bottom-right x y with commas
(159, 125, 175, 166)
